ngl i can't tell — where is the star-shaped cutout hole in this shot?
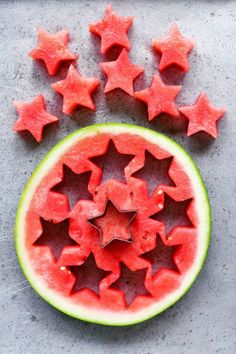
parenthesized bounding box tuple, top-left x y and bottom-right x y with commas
(112, 263, 150, 306)
(13, 94, 58, 142)
(51, 65, 100, 115)
(152, 23, 194, 72)
(179, 92, 226, 138)
(132, 150, 175, 196)
(142, 235, 178, 275)
(134, 73, 181, 121)
(90, 140, 135, 184)
(89, 4, 133, 54)
(34, 218, 77, 261)
(52, 164, 92, 210)
(88, 200, 137, 247)
(151, 194, 193, 235)
(100, 49, 144, 96)
(69, 253, 110, 295)
(29, 28, 78, 75)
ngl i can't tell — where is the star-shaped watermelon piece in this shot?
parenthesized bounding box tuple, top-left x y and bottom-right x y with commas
(152, 24, 194, 72)
(179, 92, 226, 138)
(29, 28, 78, 75)
(13, 94, 59, 142)
(100, 49, 144, 96)
(89, 4, 133, 54)
(88, 200, 137, 247)
(134, 73, 181, 121)
(51, 65, 100, 115)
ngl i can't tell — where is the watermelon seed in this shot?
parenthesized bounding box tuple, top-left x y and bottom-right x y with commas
(142, 231, 149, 240)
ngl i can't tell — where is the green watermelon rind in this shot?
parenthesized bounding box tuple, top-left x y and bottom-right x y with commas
(15, 123, 211, 326)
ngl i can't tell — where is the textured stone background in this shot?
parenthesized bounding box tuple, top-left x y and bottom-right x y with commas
(0, 0, 235, 353)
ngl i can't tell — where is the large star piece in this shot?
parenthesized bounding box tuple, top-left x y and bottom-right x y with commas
(179, 92, 226, 138)
(132, 150, 174, 196)
(88, 200, 136, 247)
(90, 140, 135, 184)
(134, 73, 181, 121)
(69, 253, 109, 295)
(151, 194, 193, 235)
(52, 164, 92, 209)
(51, 65, 100, 115)
(29, 29, 78, 75)
(34, 218, 77, 261)
(89, 4, 133, 54)
(13, 94, 58, 142)
(100, 49, 144, 96)
(152, 24, 194, 72)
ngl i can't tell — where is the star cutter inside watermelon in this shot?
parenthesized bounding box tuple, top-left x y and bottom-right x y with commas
(88, 199, 137, 247)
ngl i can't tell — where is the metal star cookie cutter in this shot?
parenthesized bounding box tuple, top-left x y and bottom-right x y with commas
(88, 199, 137, 248)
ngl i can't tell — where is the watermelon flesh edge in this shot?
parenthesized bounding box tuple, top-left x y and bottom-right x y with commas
(15, 123, 211, 326)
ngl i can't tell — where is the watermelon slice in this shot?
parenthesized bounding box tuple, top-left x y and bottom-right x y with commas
(15, 123, 211, 326)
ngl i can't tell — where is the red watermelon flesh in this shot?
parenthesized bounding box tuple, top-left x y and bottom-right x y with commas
(25, 132, 198, 312)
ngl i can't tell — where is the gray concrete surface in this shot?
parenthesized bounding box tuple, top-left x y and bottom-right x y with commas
(0, 0, 235, 353)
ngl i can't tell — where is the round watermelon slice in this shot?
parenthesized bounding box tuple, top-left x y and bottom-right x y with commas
(15, 123, 211, 326)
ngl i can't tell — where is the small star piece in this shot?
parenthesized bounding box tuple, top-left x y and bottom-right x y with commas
(13, 94, 59, 142)
(100, 49, 144, 96)
(152, 24, 194, 72)
(29, 28, 78, 75)
(34, 218, 77, 261)
(89, 4, 133, 54)
(90, 140, 135, 184)
(51, 65, 100, 115)
(88, 200, 136, 247)
(134, 73, 181, 121)
(179, 92, 226, 138)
